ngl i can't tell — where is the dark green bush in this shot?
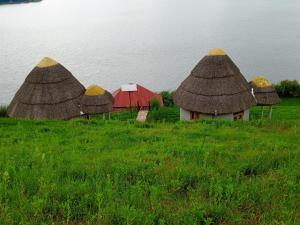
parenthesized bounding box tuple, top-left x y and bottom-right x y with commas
(150, 98, 161, 111)
(0, 105, 8, 117)
(160, 91, 175, 107)
(275, 80, 300, 98)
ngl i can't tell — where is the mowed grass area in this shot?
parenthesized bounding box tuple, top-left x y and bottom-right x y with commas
(0, 99, 299, 225)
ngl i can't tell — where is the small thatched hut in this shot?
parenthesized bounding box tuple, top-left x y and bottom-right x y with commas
(249, 76, 281, 106)
(174, 48, 256, 121)
(249, 76, 281, 118)
(80, 85, 114, 117)
(8, 57, 85, 120)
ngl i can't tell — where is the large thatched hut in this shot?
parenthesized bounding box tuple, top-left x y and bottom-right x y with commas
(249, 76, 281, 118)
(8, 57, 85, 120)
(174, 48, 256, 121)
(81, 85, 114, 117)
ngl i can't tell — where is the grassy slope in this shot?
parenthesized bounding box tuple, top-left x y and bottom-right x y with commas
(0, 99, 299, 225)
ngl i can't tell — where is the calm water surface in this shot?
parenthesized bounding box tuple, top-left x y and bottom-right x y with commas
(1, 0, 300, 104)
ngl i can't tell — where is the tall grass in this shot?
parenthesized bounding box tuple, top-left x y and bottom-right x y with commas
(0, 99, 299, 224)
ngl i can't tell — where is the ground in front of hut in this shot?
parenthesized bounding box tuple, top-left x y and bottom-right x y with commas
(0, 98, 299, 224)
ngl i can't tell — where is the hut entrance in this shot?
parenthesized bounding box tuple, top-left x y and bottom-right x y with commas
(190, 112, 200, 120)
(233, 111, 244, 120)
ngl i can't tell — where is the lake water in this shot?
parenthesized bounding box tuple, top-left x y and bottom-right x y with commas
(1, 0, 300, 104)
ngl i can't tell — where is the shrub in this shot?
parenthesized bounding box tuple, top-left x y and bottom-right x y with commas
(150, 98, 161, 111)
(275, 80, 300, 98)
(160, 91, 175, 107)
(148, 106, 179, 122)
(0, 105, 8, 117)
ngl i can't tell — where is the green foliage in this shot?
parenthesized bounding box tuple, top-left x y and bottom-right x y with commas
(275, 80, 300, 98)
(0, 99, 299, 224)
(148, 106, 179, 122)
(150, 98, 161, 111)
(0, 105, 7, 118)
(111, 110, 138, 121)
(160, 91, 175, 107)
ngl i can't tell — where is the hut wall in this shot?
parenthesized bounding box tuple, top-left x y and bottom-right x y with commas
(215, 113, 234, 120)
(180, 108, 234, 120)
(243, 109, 250, 121)
(180, 108, 250, 121)
(180, 108, 190, 120)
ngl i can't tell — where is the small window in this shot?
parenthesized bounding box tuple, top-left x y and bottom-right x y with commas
(234, 111, 244, 120)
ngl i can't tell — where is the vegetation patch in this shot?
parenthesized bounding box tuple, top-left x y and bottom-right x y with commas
(0, 99, 299, 224)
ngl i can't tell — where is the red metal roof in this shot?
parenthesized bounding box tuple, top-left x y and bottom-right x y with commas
(113, 84, 163, 109)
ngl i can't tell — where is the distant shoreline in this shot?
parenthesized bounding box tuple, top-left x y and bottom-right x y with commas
(0, 0, 42, 5)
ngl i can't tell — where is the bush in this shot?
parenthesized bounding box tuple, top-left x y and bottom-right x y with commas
(275, 80, 300, 98)
(150, 98, 161, 111)
(160, 91, 175, 107)
(0, 105, 8, 117)
(148, 106, 179, 122)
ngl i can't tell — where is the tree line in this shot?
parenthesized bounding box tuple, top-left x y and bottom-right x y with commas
(275, 80, 300, 98)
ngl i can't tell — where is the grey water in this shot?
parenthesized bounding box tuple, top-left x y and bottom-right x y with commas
(1, 0, 300, 104)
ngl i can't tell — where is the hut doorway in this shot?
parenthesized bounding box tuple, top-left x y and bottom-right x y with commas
(233, 111, 244, 120)
(190, 112, 200, 120)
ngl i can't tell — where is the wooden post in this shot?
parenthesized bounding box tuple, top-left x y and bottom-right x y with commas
(103, 113, 105, 120)
(109, 112, 111, 120)
(269, 106, 273, 119)
(261, 106, 264, 119)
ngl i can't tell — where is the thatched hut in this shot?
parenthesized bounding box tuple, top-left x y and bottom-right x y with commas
(249, 76, 281, 118)
(174, 48, 256, 121)
(81, 85, 114, 117)
(250, 76, 281, 106)
(8, 57, 85, 120)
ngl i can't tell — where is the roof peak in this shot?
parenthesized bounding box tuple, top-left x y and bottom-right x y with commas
(207, 48, 226, 56)
(85, 85, 105, 96)
(37, 57, 58, 68)
(252, 76, 272, 88)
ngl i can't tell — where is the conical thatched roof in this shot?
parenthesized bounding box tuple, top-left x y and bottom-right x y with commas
(8, 57, 85, 120)
(250, 76, 281, 106)
(81, 85, 114, 115)
(174, 48, 256, 114)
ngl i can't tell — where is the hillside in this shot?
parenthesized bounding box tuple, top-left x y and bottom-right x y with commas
(0, 99, 299, 224)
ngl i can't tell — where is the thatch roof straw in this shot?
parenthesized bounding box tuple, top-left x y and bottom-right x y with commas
(81, 85, 114, 115)
(8, 57, 85, 120)
(174, 48, 256, 114)
(250, 76, 281, 106)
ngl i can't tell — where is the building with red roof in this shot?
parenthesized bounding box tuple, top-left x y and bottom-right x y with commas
(113, 83, 163, 111)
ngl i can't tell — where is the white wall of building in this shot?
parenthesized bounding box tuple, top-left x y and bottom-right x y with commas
(215, 113, 234, 120)
(180, 108, 190, 120)
(244, 109, 250, 121)
(180, 108, 251, 121)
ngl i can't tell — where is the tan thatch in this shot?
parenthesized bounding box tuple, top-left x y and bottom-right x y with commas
(174, 49, 256, 115)
(250, 76, 281, 106)
(7, 57, 85, 120)
(81, 85, 114, 115)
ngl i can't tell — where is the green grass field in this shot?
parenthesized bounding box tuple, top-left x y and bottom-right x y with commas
(0, 99, 299, 225)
